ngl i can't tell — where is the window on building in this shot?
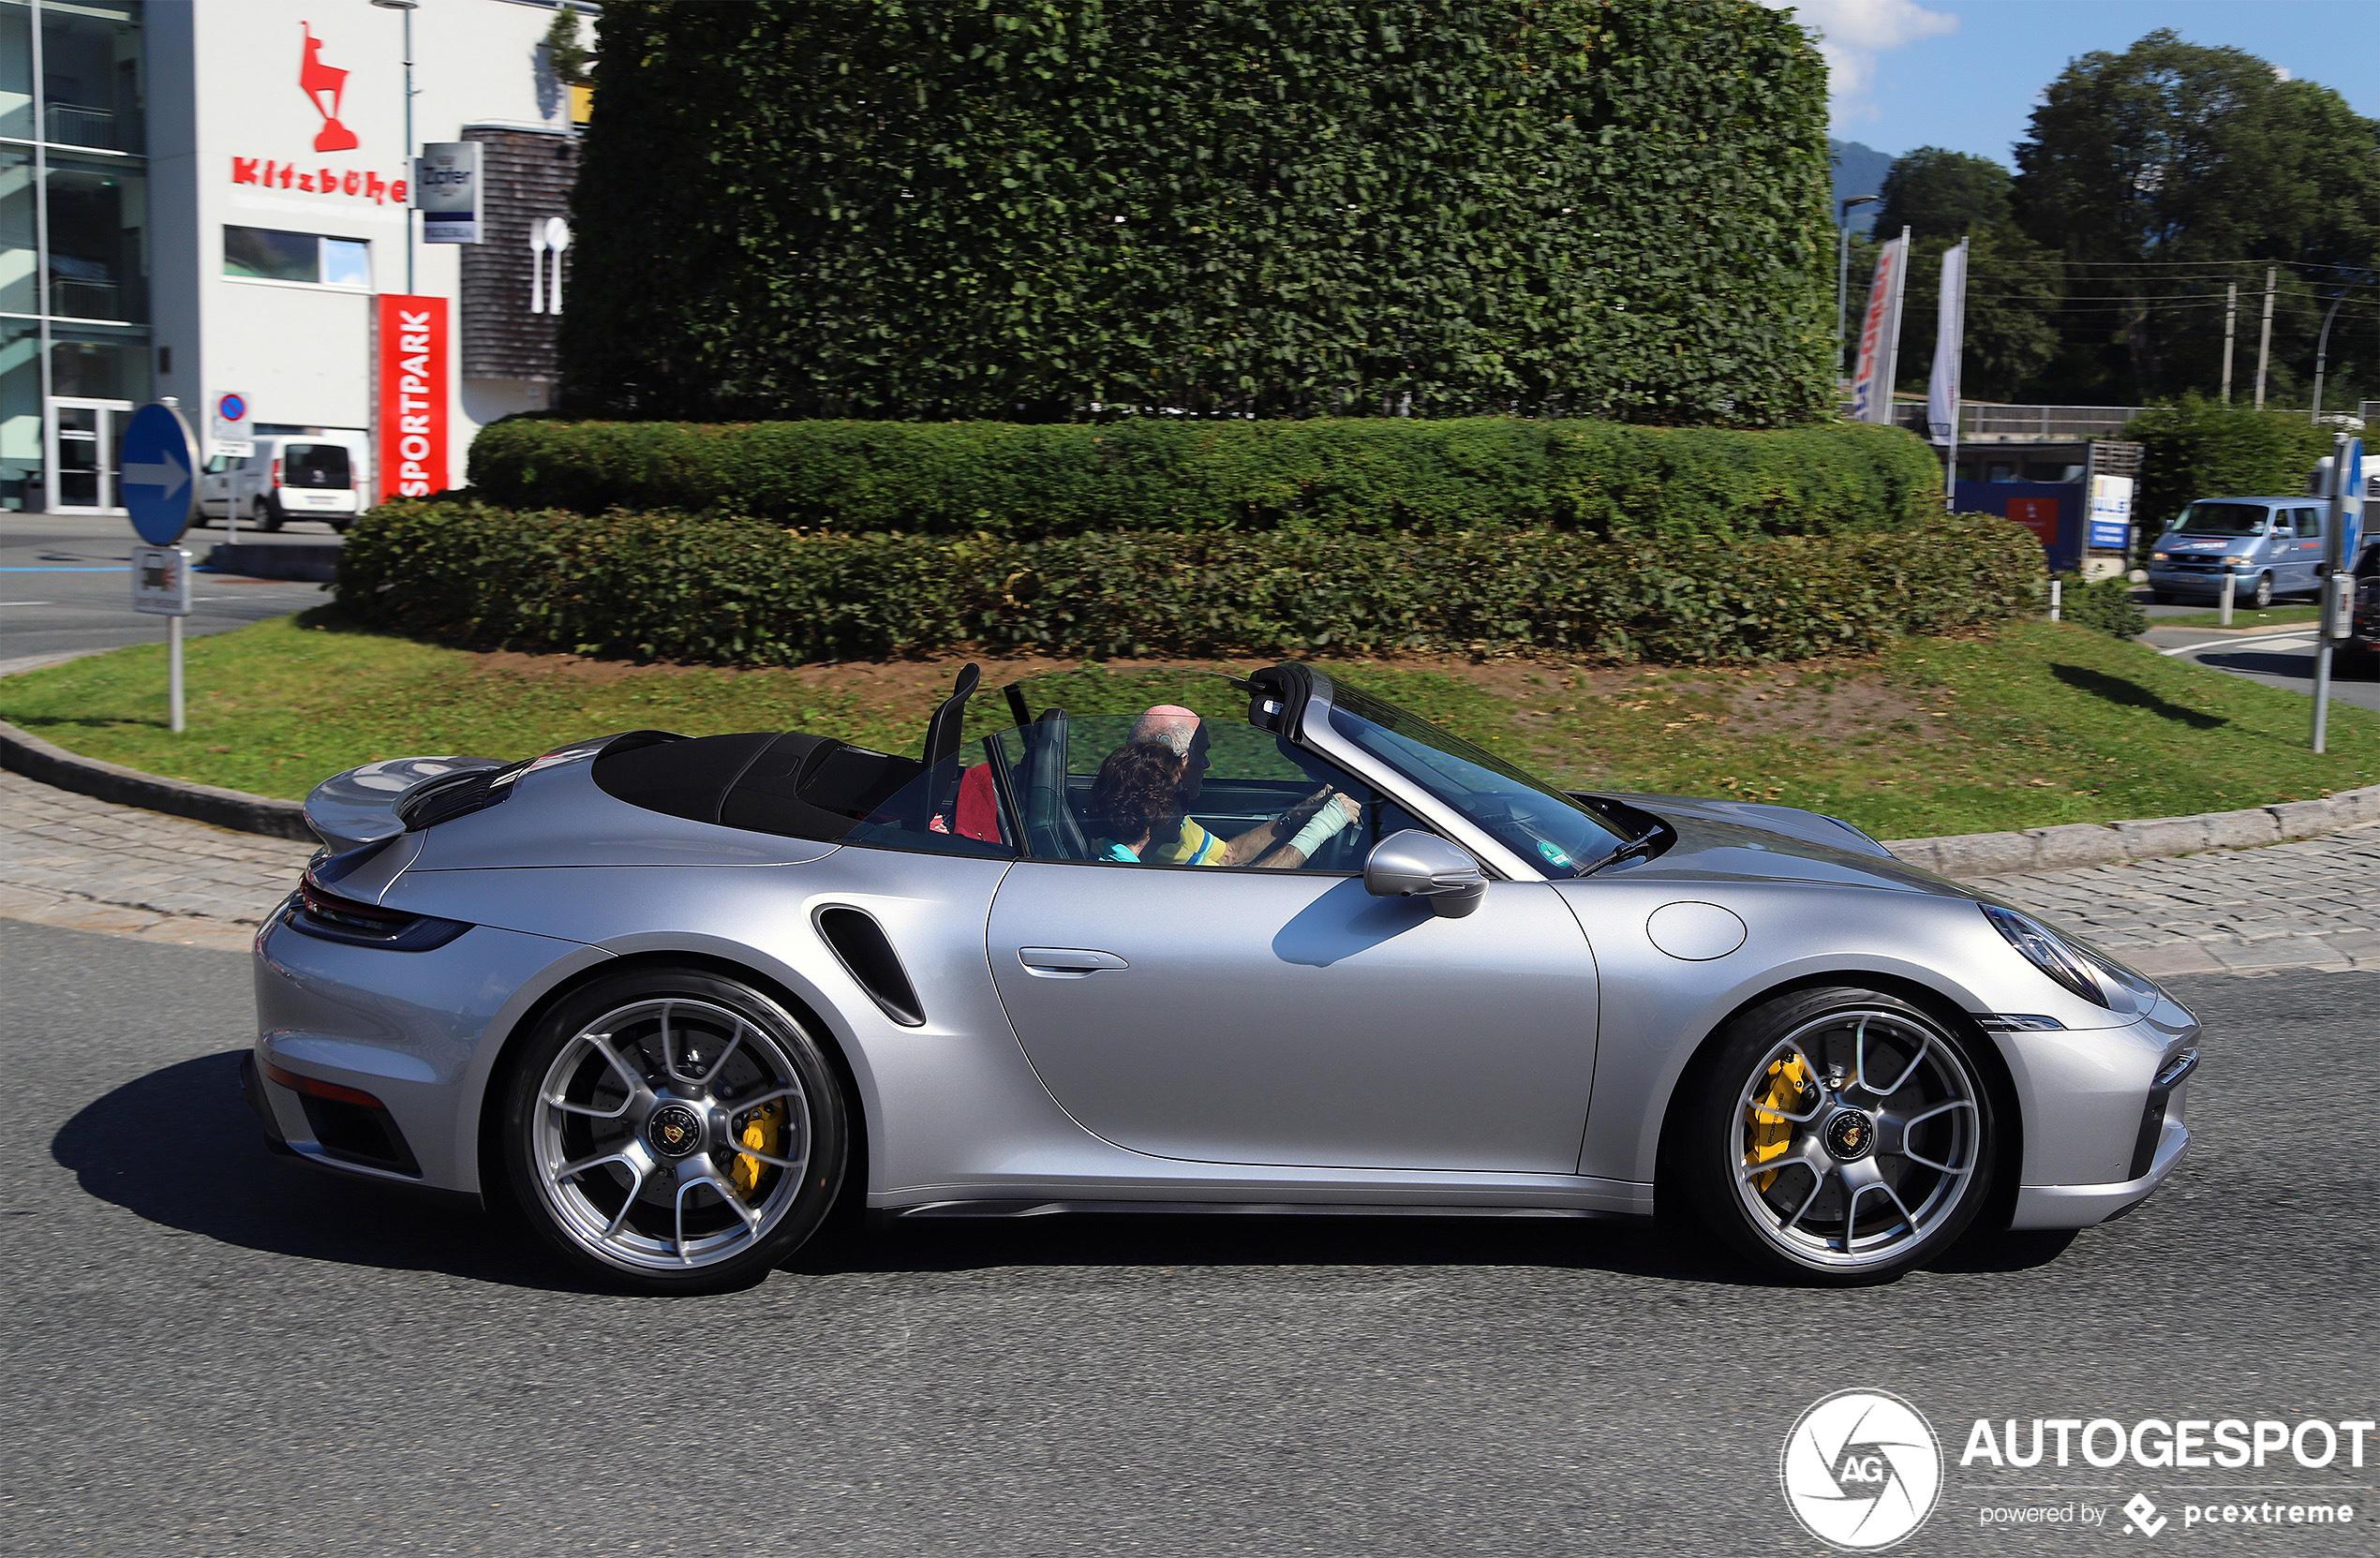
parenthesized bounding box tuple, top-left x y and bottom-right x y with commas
(223, 226, 371, 289)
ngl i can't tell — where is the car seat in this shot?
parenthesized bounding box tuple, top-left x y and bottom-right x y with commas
(1021, 708, 1091, 860)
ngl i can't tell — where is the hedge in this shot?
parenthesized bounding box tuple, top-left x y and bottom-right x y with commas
(467, 417, 1946, 542)
(561, 1, 1836, 424)
(338, 502, 2042, 667)
(2122, 395, 2334, 535)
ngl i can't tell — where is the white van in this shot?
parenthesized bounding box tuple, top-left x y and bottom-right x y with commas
(197, 434, 367, 532)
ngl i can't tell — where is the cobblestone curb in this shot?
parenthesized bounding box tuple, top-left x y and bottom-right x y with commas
(1882, 784, 2380, 878)
(0, 717, 313, 842)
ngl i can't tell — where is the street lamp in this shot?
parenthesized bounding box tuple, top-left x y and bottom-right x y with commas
(1836, 196, 1881, 382)
(2309, 277, 2368, 424)
(370, 0, 419, 295)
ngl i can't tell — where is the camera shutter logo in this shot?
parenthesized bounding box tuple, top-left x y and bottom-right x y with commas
(1779, 1388, 1943, 1550)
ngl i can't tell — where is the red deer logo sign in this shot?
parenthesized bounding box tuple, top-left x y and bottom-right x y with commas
(300, 22, 359, 153)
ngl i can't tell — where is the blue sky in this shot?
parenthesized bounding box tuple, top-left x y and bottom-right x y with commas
(1773, 0, 2380, 165)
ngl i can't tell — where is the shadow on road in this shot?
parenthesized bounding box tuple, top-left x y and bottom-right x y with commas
(55, 1051, 2071, 1295)
(2194, 649, 2319, 678)
(50, 1050, 606, 1294)
(2052, 663, 2228, 727)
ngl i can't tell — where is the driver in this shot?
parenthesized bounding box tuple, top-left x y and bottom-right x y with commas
(1120, 705, 1361, 868)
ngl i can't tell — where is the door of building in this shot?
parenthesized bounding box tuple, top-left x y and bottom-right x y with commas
(46, 398, 134, 514)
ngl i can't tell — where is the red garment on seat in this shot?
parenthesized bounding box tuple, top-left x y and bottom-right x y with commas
(955, 763, 1002, 841)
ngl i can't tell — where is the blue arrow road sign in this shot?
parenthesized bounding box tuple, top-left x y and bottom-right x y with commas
(121, 401, 197, 545)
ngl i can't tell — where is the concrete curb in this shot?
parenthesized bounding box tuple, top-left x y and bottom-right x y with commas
(1882, 784, 2380, 878)
(0, 718, 314, 842)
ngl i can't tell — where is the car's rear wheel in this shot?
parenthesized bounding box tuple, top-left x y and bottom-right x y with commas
(498, 969, 847, 1293)
(1676, 987, 1999, 1285)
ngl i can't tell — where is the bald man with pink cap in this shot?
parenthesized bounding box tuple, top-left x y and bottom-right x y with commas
(1120, 704, 1361, 868)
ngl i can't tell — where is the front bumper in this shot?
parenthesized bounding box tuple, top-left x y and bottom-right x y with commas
(2011, 1102, 2189, 1229)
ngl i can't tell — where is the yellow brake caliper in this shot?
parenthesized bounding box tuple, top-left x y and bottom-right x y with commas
(1747, 1055, 1810, 1193)
(731, 1101, 786, 1201)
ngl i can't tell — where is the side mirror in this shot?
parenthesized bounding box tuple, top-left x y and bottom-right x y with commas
(1363, 829, 1487, 918)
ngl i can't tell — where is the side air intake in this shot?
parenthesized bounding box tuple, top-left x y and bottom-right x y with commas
(814, 907, 926, 1027)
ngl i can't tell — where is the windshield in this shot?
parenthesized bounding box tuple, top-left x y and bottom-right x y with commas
(1324, 681, 1634, 878)
(2171, 502, 2270, 538)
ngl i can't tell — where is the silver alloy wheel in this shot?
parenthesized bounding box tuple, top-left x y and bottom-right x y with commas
(530, 997, 811, 1271)
(1727, 1008, 1980, 1271)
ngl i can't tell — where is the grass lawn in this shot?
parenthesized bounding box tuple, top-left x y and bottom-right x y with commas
(7, 610, 2380, 840)
(2149, 603, 2325, 631)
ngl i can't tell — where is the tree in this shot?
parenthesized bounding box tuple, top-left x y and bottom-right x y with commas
(2011, 29, 2380, 405)
(1846, 148, 2062, 401)
(1875, 148, 2012, 245)
(558, 0, 1837, 426)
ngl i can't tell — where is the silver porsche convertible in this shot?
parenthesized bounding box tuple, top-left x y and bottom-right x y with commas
(246, 663, 2197, 1291)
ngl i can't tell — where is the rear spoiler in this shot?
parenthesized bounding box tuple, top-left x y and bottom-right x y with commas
(305, 755, 507, 852)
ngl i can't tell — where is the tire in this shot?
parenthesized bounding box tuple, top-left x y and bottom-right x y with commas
(496, 968, 849, 1294)
(254, 498, 284, 534)
(2250, 572, 2273, 610)
(1674, 987, 2000, 1285)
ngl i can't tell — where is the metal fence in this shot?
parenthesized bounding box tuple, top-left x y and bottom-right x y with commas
(1837, 403, 2144, 439)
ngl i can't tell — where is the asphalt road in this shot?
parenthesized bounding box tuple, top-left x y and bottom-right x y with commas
(0, 512, 334, 667)
(2157, 627, 2380, 715)
(4, 917, 2373, 1556)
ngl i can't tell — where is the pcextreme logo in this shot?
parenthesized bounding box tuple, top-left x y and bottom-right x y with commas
(1779, 1388, 1944, 1551)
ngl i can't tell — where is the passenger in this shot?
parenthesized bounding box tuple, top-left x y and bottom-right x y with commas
(1085, 741, 1186, 862)
(1103, 705, 1361, 868)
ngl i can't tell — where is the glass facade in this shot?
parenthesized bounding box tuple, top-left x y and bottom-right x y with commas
(0, 0, 146, 510)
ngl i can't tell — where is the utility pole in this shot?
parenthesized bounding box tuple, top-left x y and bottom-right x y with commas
(1836, 195, 1880, 383)
(2254, 267, 2276, 410)
(2222, 281, 2237, 403)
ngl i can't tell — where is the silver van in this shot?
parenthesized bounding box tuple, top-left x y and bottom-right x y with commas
(2144, 496, 2328, 609)
(197, 434, 365, 532)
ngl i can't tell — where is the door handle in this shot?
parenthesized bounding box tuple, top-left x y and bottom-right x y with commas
(1017, 947, 1129, 978)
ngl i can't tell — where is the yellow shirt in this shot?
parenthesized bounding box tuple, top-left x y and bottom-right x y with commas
(1148, 817, 1230, 866)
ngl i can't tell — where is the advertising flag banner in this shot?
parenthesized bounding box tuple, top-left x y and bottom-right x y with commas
(1927, 238, 1967, 444)
(376, 294, 449, 499)
(415, 141, 483, 244)
(2089, 474, 2135, 550)
(1851, 230, 1911, 424)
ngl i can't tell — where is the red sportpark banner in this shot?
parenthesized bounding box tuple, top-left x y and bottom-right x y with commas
(375, 293, 450, 499)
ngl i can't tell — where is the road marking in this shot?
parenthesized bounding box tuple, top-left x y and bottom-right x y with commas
(0, 566, 121, 572)
(2162, 633, 2319, 658)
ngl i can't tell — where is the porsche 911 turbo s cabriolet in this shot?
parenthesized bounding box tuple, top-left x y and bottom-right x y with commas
(246, 662, 2197, 1291)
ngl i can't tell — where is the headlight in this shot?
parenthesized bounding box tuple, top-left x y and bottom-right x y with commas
(2150, 552, 2170, 562)
(1982, 904, 2106, 1007)
(2224, 554, 2250, 565)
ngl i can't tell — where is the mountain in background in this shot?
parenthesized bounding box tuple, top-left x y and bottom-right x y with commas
(1829, 139, 1894, 234)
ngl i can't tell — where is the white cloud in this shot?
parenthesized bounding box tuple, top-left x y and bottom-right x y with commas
(1762, 0, 1958, 128)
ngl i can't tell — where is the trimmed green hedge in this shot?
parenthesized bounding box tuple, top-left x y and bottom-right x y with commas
(2122, 395, 2334, 535)
(564, 1, 1835, 425)
(339, 501, 2041, 666)
(467, 417, 1946, 541)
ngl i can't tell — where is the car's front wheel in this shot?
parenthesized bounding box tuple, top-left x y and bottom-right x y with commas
(1675, 987, 1999, 1284)
(2249, 572, 2273, 609)
(498, 969, 848, 1293)
(253, 497, 283, 533)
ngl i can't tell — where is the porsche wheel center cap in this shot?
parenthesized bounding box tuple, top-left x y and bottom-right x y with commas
(647, 1102, 705, 1159)
(1822, 1108, 1876, 1162)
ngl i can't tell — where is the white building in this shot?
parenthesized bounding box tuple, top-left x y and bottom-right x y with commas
(4, 0, 588, 513)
